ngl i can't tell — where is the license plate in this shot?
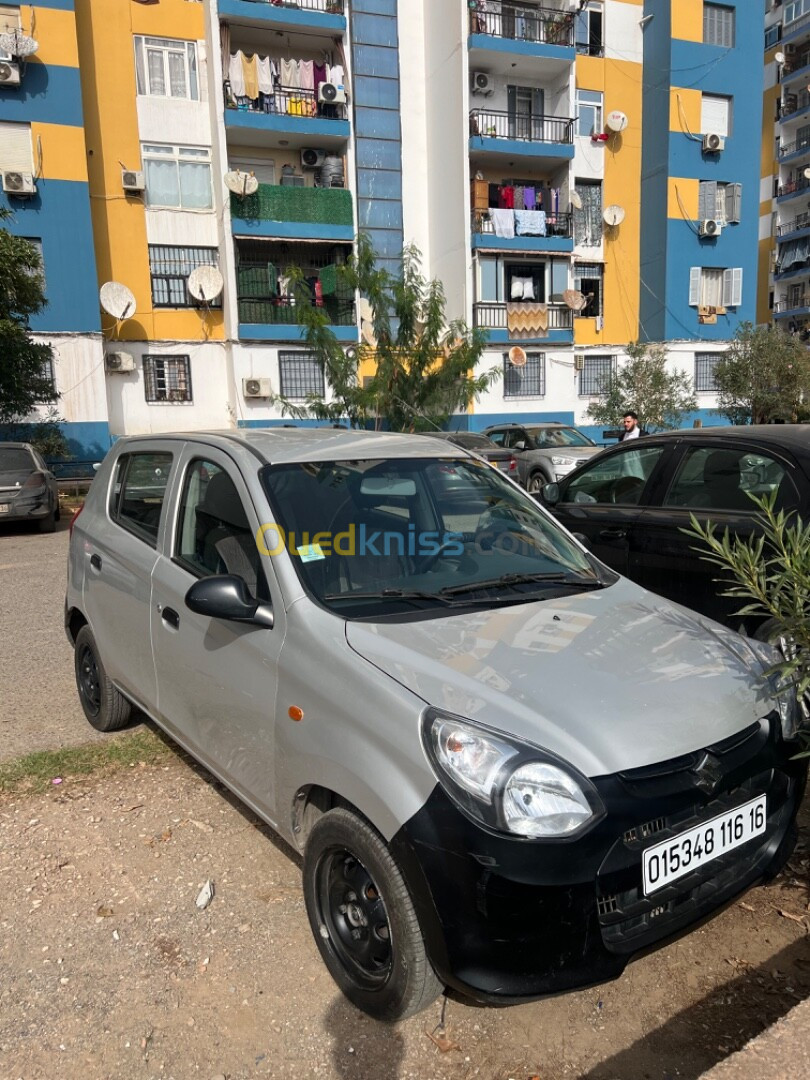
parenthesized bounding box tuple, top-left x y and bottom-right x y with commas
(0, 504, 8, 513)
(642, 794, 767, 895)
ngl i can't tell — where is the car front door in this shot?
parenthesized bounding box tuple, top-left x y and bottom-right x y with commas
(150, 446, 286, 824)
(631, 441, 803, 625)
(550, 442, 670, 576)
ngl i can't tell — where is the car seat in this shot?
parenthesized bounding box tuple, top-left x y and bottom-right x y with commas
(195, 471, 260, 596)
(692, 450, 752, 512)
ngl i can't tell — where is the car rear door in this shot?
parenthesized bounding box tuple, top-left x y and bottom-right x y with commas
(80, 442, 178, 714)
(149, 444, 286, 824)
(550, 441, 671, 577)
(630, 439, 803, 625)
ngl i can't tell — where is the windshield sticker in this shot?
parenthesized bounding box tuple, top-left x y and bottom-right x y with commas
(297, 543, 325, 563)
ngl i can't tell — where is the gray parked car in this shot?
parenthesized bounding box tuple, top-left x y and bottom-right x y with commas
(0, 442, 61, 532)
(65, 429, 806, 1021)
(483, 421, 602, 492)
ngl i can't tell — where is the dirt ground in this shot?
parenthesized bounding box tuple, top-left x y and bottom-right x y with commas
(1, 739, 808, 1080)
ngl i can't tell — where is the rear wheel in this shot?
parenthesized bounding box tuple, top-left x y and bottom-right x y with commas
(303, 808, 443, 1020)
(74, 626, 132, 732)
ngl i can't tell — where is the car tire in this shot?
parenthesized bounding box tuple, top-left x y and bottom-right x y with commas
(38, 505, 56, 533)
(74, 625, 132, 732)
(54, 499, 61, 523)
(303, 807, 444, 1021)
(528, 473, 547, 494)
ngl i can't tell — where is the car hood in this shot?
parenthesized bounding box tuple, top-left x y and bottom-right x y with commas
(534, 445, 600, 459)
(344, 578, 774, 778)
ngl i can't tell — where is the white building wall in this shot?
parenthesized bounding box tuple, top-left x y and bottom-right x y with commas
(397, 0, 430, 264)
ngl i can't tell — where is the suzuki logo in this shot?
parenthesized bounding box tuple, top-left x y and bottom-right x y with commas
(691, 753, 724, 795)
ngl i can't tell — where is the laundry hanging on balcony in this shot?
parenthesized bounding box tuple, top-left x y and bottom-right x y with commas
(514, 210, 547, 236)
(490, 209, 515, 238)
(776, 236, 810, 275)
(506, 302, 549, 339)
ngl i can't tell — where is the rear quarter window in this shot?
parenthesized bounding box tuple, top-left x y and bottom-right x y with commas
(109, 451, 173, 545)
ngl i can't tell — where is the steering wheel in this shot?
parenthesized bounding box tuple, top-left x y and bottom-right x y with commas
(610, 476, 643, 504)
(416, 538, 466, 574)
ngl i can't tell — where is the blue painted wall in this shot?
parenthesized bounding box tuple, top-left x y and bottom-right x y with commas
(350, 0, 403, 276)
(640, 0, 761, 344)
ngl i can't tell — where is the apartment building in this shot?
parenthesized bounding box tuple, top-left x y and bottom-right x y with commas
(0, 0, 108, 459)
(2, 2, 764, 452)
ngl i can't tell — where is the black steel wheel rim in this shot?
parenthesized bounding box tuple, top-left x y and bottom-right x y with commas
(316, 847, 392, 990)
(78, 644, 101, 716)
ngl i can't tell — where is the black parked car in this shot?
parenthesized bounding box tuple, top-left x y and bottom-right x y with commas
(0, 442, 61, 533)
(420, 430, 519, 479)
(540, 426, 810, 632)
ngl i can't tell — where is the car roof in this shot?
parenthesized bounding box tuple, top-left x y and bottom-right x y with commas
(627, 425, 810, 450)
(111, 427, 474, 465)
(484, 421, 569, 429)
(0, 442, 35, 451)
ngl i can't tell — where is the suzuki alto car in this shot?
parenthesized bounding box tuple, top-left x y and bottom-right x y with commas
(65, 429, 807, 1021)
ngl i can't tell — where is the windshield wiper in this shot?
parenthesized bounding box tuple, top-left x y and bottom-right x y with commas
(439, 572, 602, 598)
(323, 588, 454, 607)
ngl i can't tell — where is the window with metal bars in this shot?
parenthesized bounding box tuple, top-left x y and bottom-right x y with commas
(279, 352, 325, 399)
(695, 352, 723, 392)
(703, 4, 735, 47)
(143, 355, 192, 404)
(35, 357, 55, 402)
(579, 354, 615, 396)
(503, 352, 545, 397)
(149, 245, 220, 307)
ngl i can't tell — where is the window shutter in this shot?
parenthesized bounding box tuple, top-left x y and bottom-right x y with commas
(722, 268, 743, 307)
(0, 121, 33, 173)
(689, 267, 701, 306)
(701, 94, 730, 136)
(726, 182, 742, 224)
(699, 181, 718, 220)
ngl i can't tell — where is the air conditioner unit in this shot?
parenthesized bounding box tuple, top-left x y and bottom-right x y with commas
(122, 169, 145, 192)
(2, 171, 35, 196)
(243, 377, 272, 399)
(301, 148, 326, 169)
(574, 354, 585, 371)
(318, 82, 346, 104)
(105, 351, 136, 373)
(702, 132, 725, 153)
(0, 60, 21, 86)
(699, 219, 723, 237)
(471, 71, 493, 96)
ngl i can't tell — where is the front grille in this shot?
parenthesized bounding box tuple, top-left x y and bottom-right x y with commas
(623, 817, 666, 844)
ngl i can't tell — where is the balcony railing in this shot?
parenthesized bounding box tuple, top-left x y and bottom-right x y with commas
(778, 211, 810, 235)
(779, 134, 810, 157)
(774, 296, 808, 313)
(236, 0, 345, 11)
(468, 3, 575, 47)
(471, 210, 572, 238)
(231, 183, 352, 225)
(778, 175, 810, 197)
(780, 90, 810, 118)
(470, 110, 574, 144)
(224, 82, 347, 121)
(237, 256, 355, 326)
(473, 302, 573, 331)
(238, 295, 355, 325)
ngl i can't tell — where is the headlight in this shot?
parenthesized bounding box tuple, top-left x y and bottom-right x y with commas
(551, 455, 576, 467)
(423, 710, 604, 840)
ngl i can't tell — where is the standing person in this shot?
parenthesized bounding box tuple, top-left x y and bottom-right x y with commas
(619, 411, 645, 441)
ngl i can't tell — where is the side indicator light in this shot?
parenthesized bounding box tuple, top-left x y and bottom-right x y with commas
(288, 706, 304, 722)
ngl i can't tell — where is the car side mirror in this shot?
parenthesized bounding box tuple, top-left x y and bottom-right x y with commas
(572, 532, 591, 550)
(185, 575, 274, 628)
(542, 482, 560, 505)
(513, 440, 527, 451)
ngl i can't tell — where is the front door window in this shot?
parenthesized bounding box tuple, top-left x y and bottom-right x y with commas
(564, 446, 665, 505)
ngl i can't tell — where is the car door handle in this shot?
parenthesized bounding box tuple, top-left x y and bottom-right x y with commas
(161, 606, 180, 630)
(599, 528, 627, 540)
(90, 553, 102, 571)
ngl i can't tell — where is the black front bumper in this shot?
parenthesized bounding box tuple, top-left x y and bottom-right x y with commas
(390, 716, 806, 1003)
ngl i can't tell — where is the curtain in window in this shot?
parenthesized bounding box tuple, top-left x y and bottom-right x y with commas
(179, 162, 212, 209)
(776, 236, 810, 273)
(145, 158, 180, 207)
(574, 184, 602, 246)
(147, 48, 165, 95)
(187, 43, 198, 100)
(168, 51, 187, 97)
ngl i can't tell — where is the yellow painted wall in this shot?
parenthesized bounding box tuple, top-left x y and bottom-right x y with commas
(75, 0, 220, 342)
(668, 177, 699, 221)
(672, 0, 703, 43)
(670, 88, 702, 135)
(575, 54, 643, 347)
(758, 48, 781, 324)
(757, 239, 774, 325)
(31, 123, 89, 183)
(19, 7, 79, 67)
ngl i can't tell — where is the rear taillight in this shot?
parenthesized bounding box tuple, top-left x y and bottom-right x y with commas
(69, 503, 84, 538)
(508, 456, 518, 471)
(23, 472, 46, 488)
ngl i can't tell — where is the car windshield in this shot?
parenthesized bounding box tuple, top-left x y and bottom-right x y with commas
(261, 457, 604, 617)
(0, 448, 35, 471)
(526, 427, 595, 449)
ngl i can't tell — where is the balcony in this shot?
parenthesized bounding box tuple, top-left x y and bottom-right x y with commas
(236, 239, 357, 341)
(777, 210, 810, 239)
(469, 110, 574, 164)
(231, 183, 354, 240)
(779, 89, 810, 120)
(470, 209, 573, 252)
(777, 175, 810, 201)
(782, 5, 810, 49)
(472, 301, 573, 343)
(468, 3, 575, 71)
(218, 0, 346, 34)
(779, 134, 810, 161)
(223, 85, 350, 149)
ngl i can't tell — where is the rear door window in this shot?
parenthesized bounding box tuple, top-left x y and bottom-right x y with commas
(110, 451, 173, 545)
(663, 445, 799, 513)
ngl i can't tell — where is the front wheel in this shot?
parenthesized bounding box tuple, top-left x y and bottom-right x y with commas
(303, 808, 443, 1020)
(74, 625, 132, 732)
(527, 473, 547, 494)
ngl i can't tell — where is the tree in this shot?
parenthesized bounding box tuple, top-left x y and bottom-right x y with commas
(278, 234, 499, 431)
(585, 341, 697, 433)
(713, 322, 810, 425)
(0, 210, 59, 427)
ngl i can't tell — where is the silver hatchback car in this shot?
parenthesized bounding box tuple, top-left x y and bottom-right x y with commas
(66, 429, 807, 1020)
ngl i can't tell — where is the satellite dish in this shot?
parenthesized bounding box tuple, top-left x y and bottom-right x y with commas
(0, 31, 38, 57)
(99, 281, 136, 320)
(187, 265, 224, 303)
(775, 51, 786, 65)
(804, 167, 810, 180)
(563, 289, 588, 312)
(345, 346, 358, 361)
(603, 204, 626, 227)
(570, 190, 583, 210)
(224, 170, 258, 196)
(508, 346, 527, 368)
(606, 110, 628, 133)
